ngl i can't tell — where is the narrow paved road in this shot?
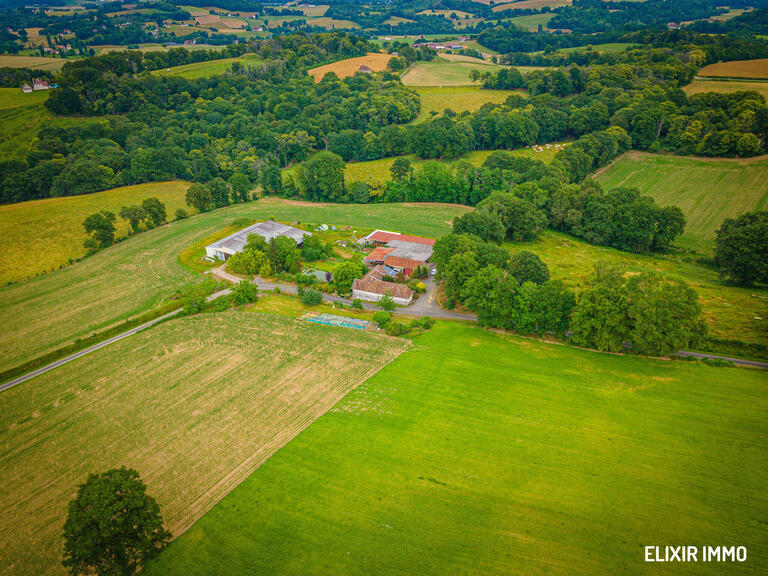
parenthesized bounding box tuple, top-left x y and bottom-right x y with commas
(0, 289, 231, 393)
(4, 271, 767, 393)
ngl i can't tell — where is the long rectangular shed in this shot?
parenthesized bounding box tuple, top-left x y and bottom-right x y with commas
(205, 220, 311, 261)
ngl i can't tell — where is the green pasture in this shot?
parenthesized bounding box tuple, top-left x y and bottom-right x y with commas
(594, 152, 768, 251)
(147, 321, 768, 576)
(413, 86, 522, 122)
(401, 57, 512, 86)
(152, 54, 263, 78)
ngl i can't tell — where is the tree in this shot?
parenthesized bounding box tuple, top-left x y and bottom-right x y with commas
(333, 261, 366, 294)
(229, 173, 251, 202)
(452, 210, 505, 243)
(529, 280, 576, 336)
(208, 177, 231, 208)
(119, 205, 146, 234)
(301, 235, 328, 261)
(714, 211, 768, 285)
(509, 251, 550, 285)
(463, 266, 523, 330)
(83, 211, 116, 250)
(62, 467, 171, 576)
(260, 164, 282, 195)
(185, 183, 213, 213)
(627, 274, 704, 355)
(390, 157, 413, 182)
(443, 252, 479, 304)
(231, 280, 259, 305)
(299, 151, 346, 201)
(141, 197, 166, 228)
(570, 266, 631, 352)
(379, 293, 396, 311)
(266, 236, 301, 274)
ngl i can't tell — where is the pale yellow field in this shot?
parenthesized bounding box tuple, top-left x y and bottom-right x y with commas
(308, 53, 391, 82)
(0, 55, 67, 71)
(492, 0, 571, 11)
(698, 58, 768, 79)
(684, 78, 768, 101)
(0, 181, 191, 284)
(0, 312, 408, 576)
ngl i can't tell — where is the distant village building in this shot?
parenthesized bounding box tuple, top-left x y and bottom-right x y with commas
(21, 83, 33, 93)
(358, 64, 372, 73)
(32, 78, 50, 91)
(205, 220, 311, 261)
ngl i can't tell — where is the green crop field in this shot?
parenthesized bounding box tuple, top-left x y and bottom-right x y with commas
(594, 152, 768, 251)
(413, 86, 522, 122)
(146, 321, 768, 575)
(0, 181, 191, 284)
(506, 231, 768, 347)
(0, 198, 467, 374)
(0, 311, 408, 576)
(402, 57, 513, 86)
(152, 54, 263, 78)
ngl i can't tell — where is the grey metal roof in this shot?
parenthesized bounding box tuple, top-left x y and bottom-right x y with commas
(386, 239, 433, 262)
(207, 220, 311, 254)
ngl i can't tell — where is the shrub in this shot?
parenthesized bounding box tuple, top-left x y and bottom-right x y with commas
(373, 311, 391, 326)
(175, 208, 188, 220)
(231, 280, 259, 305)
(301, 288, 322, 306)
(384, 321, 409, 336)
(352, 298, 364, 310)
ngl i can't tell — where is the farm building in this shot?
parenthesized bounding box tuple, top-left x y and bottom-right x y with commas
(21, 83, 32, 93)
(358, 64, 372, 73)
(352, 265, 414, 306)
(205, 220, 311, 261)
(362, 230, 434, 276)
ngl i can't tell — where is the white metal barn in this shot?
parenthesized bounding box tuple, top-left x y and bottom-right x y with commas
(205, 220, 311, 261)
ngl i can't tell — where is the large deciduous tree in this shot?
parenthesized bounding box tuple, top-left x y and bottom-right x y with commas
(62, 467, 170, 576)
(715, 210, 768, 285)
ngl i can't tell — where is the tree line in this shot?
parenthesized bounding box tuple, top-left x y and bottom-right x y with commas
(433, 232, 705, 356)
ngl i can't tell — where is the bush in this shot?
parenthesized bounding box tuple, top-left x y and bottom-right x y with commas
(301, 288, 322, 306)
(231, 280, 259, 305)
(175, 208, 188, 220)
(407, 281, 426, 293)
(352, 298, 364, 310)
(373, 311, 391, 326)
(384, 321, 409, 336)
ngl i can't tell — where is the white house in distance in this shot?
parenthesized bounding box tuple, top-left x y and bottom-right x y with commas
(205, 220, 310, 261)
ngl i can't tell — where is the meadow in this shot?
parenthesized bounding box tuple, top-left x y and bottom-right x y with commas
(341, 146, 566, 185)
(0, 181, 191, 283)
(402, 57, 539, 86)
(594, 151, 768, 250)
(698, 58, 768, 79)
(0, 311, 408, 576)
(0, 55, 67, 70)
(683, 78, 768, 101)
(0, 198, 467, 374)
(146, 321, 768, 575)
(412, 85, 521, 122)
(506, 231, 768, 347)
(504, 12, 555, 31)
(308, 53, 392, 82)
(151, 53, 263, 79)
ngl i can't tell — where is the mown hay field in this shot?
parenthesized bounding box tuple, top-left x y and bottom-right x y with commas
(683, 78, 768, 101)
(308, 53, 391, 82)
(146, 321, 768, 576)
(0, 55, 67, 70)
(698, 58, 768, 79)
(491, 0, 572, 12)
(151, 53, 263, 79)
(0, 198, 466, 374)
(594, 151, 768, 247)
(506, 231, 768, 346)
(0, 312, 408, 576)
(401, 57, 540, 87)
(413, 86, 522, 122)
(0, 181, 191, 284)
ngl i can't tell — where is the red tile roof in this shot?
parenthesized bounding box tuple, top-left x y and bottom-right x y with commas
(363, 247, 395, 262)
(367, 230, 435, 246)
(383, 255, 423, 270)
